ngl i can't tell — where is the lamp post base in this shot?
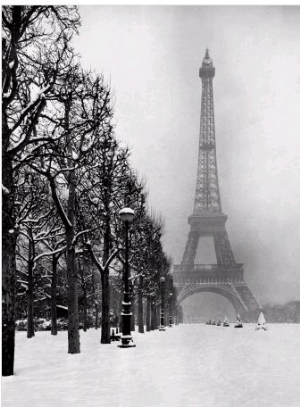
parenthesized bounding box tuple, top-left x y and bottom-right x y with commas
(118, 344, 136, 348)
(118, 338, 136, 348)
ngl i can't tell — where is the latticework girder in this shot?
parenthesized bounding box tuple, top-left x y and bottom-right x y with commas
(213, 231, 236, 266)
(194, 59, 221, 214)
(181, 231, 199, 265)
(181, 229, 236, 267)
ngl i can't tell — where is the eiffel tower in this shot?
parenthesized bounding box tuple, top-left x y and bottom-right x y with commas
(173, 49, 260, 319)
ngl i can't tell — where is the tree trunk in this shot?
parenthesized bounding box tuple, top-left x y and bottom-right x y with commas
(143, 300, 147, 329)
(82, 284, 87, 332)
(100, 213, 111, 344)
(95, 303, 99, 329)
(2, 112, 16, 375)
(146, 295, 151, 332)
(101, 270, 111, 343)
(118, 294, 123, 333)
(137, 276, 144, 333)
(27, 240, 35, 338)
(92, 271, 99, 330)
(65, 98, 80, 354)
(49, 167, 80, 352)
(165, 309, 169, 327)
(66, 226, 80, 354)
(151, 299, 156, 330)
(51, 255, 58, 335)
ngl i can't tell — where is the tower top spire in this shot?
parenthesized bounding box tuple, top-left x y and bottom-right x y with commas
(202, 48, 213, 67)
(200, 48, 215, 78)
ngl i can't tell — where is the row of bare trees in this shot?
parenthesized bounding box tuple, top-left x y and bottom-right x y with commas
(2, 6, 173, 377)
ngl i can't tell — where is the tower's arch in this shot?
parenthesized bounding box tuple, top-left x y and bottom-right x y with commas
(179, 290, 236, 323)
(176, 284, 246, 316)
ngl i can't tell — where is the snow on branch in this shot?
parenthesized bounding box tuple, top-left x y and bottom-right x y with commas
(103, 248, 120, 271)
(57, 305, 68, 310)
(34, 245, 67, 263)
(2, 184, 10, 194)
(73, 229, 91, 245)
(58, 166, 77, 173)
(34, 293, 51, 302)
(84, 274, 93, 283)
(17, 269, 29, 276)
(86, 243, 104, 273)
(17, 279, 28, 285)
(8, 84, 51, 137)
(49, 179, 72, 228)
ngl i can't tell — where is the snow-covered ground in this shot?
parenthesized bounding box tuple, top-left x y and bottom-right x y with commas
(2, 324, 300, 407)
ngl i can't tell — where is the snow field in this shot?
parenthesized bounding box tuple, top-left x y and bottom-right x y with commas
(2, 324, 300, 407)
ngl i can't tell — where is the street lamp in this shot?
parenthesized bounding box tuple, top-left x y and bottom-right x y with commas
(169, 293, 173, 327)
(118, 207, 136, 348)
(159, 276, 166, 331)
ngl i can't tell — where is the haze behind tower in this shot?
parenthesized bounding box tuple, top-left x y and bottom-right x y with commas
(72, 6, 300, 306)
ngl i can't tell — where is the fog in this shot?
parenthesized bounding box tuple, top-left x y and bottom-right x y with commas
(181, 293, 237, 323)
(72, 6, 300, 305)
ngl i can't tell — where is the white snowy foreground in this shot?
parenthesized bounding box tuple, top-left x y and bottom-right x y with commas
(2, 324, 300, 407)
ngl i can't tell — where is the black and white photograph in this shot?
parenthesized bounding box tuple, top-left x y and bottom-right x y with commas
(2, 3, 300, 407)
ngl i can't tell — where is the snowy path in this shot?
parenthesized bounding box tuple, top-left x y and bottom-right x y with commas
(2, 324, 300, 407)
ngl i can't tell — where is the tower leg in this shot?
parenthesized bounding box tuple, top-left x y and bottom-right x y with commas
(181, 231, 199, 265)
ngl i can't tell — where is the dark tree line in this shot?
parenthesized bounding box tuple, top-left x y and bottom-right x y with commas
(2, 5, 81, 376)
(262, 301, 300, 323)
(2, 6, 174, 377)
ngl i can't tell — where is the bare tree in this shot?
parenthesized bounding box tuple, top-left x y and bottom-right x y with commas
(77, 256, 94, 332)
(77, 135, 131, 344)
(2, 5, 80, 376)
(15, 169, 65, 338)
(29, 64, 115, 353)
(129, 210, 170, 333)
(40, 225, 66, 336)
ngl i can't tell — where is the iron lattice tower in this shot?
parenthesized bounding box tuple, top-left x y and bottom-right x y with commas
(174, 50, 260, 319)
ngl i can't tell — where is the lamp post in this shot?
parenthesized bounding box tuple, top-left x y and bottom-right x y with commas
(169, 293, 173, 327)
(118, 207, 136, 348)
(159, 276, 166, 331)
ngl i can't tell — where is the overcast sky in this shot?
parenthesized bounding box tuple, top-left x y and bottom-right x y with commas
(72, 5, 300, 305)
